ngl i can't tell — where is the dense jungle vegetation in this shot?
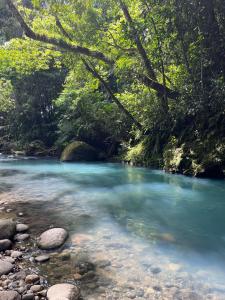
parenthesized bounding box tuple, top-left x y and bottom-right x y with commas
(0, 0, 225, 178)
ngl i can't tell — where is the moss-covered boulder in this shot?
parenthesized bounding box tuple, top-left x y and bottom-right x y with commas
(60, 141, 99, 162)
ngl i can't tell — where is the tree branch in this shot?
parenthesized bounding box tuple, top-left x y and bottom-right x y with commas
(6, 0, 113, 65)
(118, 0, 157, 81)
(82, 58, 143, 131)
(139, 75, 179, 99)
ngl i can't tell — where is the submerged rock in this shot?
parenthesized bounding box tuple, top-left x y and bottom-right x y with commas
(60, 141, 98, 162)
(0, 239, 12, 251)
(0, 219, 16, 240)
(0, 259, 14, 275)
(0, 291, 21, 300)
(38, 228, 68, 250)
(47, 283, 80, 300)
(34, 254, 50, 263)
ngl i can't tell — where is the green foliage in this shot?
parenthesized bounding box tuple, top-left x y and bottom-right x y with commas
(0, 79, 15, 112)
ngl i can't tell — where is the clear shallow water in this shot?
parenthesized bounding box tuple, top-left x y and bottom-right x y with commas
(1, 157, 225, 299)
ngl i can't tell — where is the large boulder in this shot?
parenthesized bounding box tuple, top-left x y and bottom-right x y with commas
(0, 259, 14, 275)
(60, 141, 98, 162)
(47, 283, 80, 300)
(0, 219, 16, 240)
(38, 228, 68, 250)
(0, 291, 21, 300)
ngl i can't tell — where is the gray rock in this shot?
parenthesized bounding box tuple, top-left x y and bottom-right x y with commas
(0, 291, 21, 300)
(30, 285, 43, 293)
(14, 234, 30, 242)
(0, 259, 14, 275)
(34, 255, 50, 263)
(11, 251, 23, 259)
(0, 239, 12, 251)
(47, 284, 80, 300)
(16, 224, 29, 233)
(0, 219, 16, 240)
(38, 228, 68, 250)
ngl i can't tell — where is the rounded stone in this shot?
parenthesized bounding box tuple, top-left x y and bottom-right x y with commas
(38, 228, 68, 250)
(0, 291, 21, 300)
(0, 219, 16, 240)
(14, 234, 30, 242)
(25, 274, 40, 284)
(47, 283, 80, 300)
(0, 239, 12, 251)
(11, 251, 23, 259)
(30, 285, 42, 293)
(0, 259, 14, 275)
(16, 224, 29, 233)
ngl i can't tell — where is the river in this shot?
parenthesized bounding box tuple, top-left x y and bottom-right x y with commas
(0, 156, 225, 299)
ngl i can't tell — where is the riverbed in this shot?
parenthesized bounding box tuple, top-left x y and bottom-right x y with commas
(0, 156, 225, 299)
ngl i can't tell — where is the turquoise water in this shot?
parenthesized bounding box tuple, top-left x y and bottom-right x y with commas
(1, 156, 225, 297)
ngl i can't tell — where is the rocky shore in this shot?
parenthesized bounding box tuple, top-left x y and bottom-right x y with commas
(0, 216, 80, 300)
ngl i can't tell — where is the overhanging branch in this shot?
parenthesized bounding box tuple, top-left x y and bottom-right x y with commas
(6, 0, 113, 65)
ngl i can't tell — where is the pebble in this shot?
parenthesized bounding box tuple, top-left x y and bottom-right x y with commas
(34, 255, 50, 263)
(0, 219, 16, 240)
(14, 234, 30, 242)
(11, 251, 23, 259)
(16, 224, 29, 233)
(37, 228, 68, 250)
(25, 275, 40, 284)
(47, 283, 80, 300)
(73, 273, 82, 280)
(30, 285, 42, 293)
(0, 239, 12, 251)
(0, 259, 14, 275)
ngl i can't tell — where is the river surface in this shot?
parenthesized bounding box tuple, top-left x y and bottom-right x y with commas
(0, 156, 225, 299)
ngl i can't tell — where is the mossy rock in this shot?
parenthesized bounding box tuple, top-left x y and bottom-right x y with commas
(163, 137, 225, 178)
(60, 141, 98, 162)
